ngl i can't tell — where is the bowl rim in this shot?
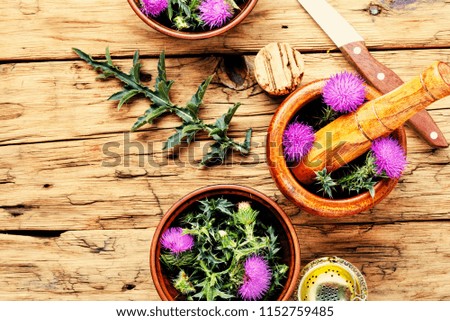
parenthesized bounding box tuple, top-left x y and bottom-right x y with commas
(266, 79, 407, 217)
(297, 256, 368, 301)
(127, 0, 259, 40)
(149, 184, 301, 300)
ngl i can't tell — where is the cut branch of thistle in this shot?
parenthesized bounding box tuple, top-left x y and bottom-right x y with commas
(315, 153, 380, 199)
(314, 105, 339, 129)
(73, 48, 252, 166)
(314, 136, 406, 199)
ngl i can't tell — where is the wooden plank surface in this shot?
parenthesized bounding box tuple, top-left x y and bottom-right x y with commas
(0, 51, 449, 231)
(1, 222, 448, 300)
(1, 0, 450, 302)
(1, 49, 449, 146)
(1, 0, 450, 61)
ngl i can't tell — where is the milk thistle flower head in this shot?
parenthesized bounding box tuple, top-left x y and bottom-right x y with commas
(323, 71, 366, 113)
(160, 227, 194, 254)
(371, 137, 407, 179)
(283, 122, 315, 162)
(141, 0, 168, 17)
(239, 255, 272, 300)
(199, 0, 233, 29)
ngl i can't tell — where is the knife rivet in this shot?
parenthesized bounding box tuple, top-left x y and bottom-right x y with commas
(430, 131, 438, 140)
(377, 72, 385, 81)
(353, 47, 362, 55)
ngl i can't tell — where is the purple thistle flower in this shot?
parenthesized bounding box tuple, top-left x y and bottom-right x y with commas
(239, 255, 272, 300)
(141, 0, 168, 17)
(283, 122, 315, 162)
(160, 227, 194, 254)
(199, 0, 233, 29)
(371, 137, 407, 179)
(323, 71, 366, 113)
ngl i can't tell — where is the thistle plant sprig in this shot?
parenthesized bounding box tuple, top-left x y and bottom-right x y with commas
(73, 48, 252, 166)
(314, 105, 339, 129)
(161, 198, 288, 300)
(315, 153, 380, 199)
(167, 0, 203, 30)
(337, 152, 380, 198)
(315, 168, 338, 199)
(314, 136, 406, 199)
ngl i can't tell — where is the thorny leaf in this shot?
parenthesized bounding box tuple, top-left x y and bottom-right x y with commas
(187, 75, 213, 115)
(73, 47, 252, 166)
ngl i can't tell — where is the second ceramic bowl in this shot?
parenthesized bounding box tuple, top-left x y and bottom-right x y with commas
(128, 0, 259, 40)
(150, 184, 301, 300)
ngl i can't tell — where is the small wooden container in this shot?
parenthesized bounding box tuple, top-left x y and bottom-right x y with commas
(127, 0, 258, 40)
(150, 185, 301, 300)
(254, 42, 305, 96)
(266, 80, 407, 217)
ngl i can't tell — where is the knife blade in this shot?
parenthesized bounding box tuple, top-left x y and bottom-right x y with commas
(297, 0, 448, 148)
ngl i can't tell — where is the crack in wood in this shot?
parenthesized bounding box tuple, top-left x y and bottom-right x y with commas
(65, 196, 107, 206)
(76, 236, 117, 254)
(1, 230, 66, 238)
(0, 134, 113, 148)
(0, 204, 37, 217)
(147, 180, 163, 217)
(0, 170, 15, 185)
(115, 168, 148, 179)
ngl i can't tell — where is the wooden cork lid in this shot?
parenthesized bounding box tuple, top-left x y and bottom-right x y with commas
(254, 42, 305, 96)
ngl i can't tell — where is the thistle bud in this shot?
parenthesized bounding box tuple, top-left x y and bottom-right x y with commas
(174, 16, 190, 30)
(235, 202, 258, 225)
(173, 270, 195, 295)
(238, 201, 251, 212)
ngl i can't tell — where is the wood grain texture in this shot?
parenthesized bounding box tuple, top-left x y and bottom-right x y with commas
(0, 222, 448, 300)
(1, 0, 450, 61)
(1, 0, 450, 301)
(0, 52, 449, 231)
(1, 50, 449, 146)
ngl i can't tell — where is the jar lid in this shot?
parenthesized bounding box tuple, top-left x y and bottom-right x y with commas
(298, 257, 368, 301)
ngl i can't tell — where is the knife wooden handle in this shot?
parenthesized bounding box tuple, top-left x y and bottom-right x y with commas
(340, 41, 448, 148)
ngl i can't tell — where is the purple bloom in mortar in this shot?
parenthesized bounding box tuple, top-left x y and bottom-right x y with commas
(199, 0, 233, 29)
(141, 0, 168, 17)
(371, 136, 407, 179)
(323, 71, 366, 113)
(160, 227, 194, 254)
(283, 122, 315, 162)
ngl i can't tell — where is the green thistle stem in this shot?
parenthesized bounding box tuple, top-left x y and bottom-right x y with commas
(315, 152, 385, 198)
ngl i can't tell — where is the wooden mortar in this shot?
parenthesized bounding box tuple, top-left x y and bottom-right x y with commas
(267, 61, 449, 217)
(293, 61, 450, 184)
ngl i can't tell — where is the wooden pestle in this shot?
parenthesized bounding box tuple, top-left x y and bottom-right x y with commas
(293, 61, 450, 185)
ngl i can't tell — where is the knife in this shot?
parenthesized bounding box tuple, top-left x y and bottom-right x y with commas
(297, 0, 448, 148)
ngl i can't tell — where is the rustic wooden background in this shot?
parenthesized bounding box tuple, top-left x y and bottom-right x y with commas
(1, 0, 449, 300)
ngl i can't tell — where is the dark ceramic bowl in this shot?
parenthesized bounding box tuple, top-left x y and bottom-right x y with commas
(267, 80, 407, 218)
(150, 184, 301, 300)
(127, 0, 258, 40)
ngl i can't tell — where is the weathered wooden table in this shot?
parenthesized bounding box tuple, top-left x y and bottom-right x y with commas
(1, 0, 449, 300)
